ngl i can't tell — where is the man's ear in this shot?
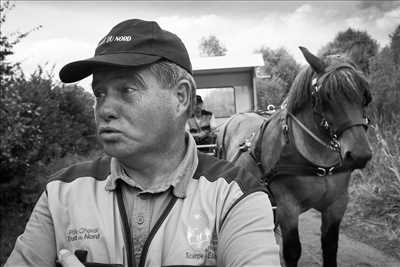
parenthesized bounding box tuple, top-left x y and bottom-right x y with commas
(174, 79, 191, 116)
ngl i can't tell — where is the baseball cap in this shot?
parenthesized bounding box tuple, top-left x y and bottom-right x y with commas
(196, 95, 203, 104)
(59, 19, 192, 83)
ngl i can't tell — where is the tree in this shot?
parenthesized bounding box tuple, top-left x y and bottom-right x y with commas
(256, 77, 287, 109)
(0, 0, 41, 182)
(319, 28, 378, 74)
(199, 35, 227, 57)
(0, 68, 97, 183)
(257, 47, 300, 92)
(389, 24, 400, 65)
(0, 1, 95, 183)
(368, 46, 400, 124)
(255, 47, 300, 108)
(0, 0, 40, 84)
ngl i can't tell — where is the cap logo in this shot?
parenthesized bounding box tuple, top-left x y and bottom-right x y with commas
(98, 35, 134, 47)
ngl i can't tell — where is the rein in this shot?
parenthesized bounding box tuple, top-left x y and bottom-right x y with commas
(288, 112, 341, 152)
(218, 63, 370, 182)
(250, 109, 349, 181)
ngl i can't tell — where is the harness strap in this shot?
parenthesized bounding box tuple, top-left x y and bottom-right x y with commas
(335, 117, 369, 137)
(288, 111, 339, 151)
(217, 116, 234, 159)
(280, 109, 289, 143)
(267, 163, 346, 180)
(258, 110, 350, 182)
(250, 118, 270, 174)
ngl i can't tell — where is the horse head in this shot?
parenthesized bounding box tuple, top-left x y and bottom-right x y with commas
(287, 47, 372, 170)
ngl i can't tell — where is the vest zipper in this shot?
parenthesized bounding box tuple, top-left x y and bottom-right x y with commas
(116, 183, 136, 267)
(138, 194, 178, 267)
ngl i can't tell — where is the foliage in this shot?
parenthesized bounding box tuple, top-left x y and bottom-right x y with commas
(343, 120, 400, 259)
(368, 46, 400, 124)
(257, 47, 300, 91)
(0, 68, 97, 183)
(340, 25, 400, 259)
(1, 0, 19, 82)
(256, 76, 287, 109)
(0, 0, 40, 84)
(255, 47, 300, 108)
(389, 24, 400, 65)
(319, 28, 378, 74)
(199, 35, 227, 57)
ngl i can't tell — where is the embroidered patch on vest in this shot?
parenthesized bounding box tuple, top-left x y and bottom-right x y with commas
(66, 227, 101, 242)
(185, 211, 217, 264)
(186, 211, 211, 251)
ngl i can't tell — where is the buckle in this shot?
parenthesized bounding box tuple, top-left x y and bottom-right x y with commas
(316, 167, 326, 176)
(239, 140, 252, 152)
(316, 167, 335, 176)
(282, 124, 288, 133)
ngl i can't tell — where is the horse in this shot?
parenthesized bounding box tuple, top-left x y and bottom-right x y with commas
(216, 47, 372, 267)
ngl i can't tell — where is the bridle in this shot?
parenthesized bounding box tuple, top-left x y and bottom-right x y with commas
(247, 64, 370, 180)
(309, 63, 370, 154)
(217, 64, 371, 181)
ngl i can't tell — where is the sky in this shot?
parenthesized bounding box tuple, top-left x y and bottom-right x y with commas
(4, 0, 400, 90)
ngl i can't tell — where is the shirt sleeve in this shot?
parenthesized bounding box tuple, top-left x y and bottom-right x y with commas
(5, 191, 57, 267)
(217, 191, 281, 267)
(210, 114, 217, 130)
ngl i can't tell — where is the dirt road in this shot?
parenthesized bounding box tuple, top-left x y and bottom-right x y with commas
(275, 210, 400, 267)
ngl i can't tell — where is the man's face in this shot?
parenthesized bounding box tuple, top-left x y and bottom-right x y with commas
(92, 67, 178, 159)
(194, 102, 203, 115)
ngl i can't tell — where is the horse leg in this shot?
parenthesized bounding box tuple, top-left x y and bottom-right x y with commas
(320, 194, 348, 267)
(277, 204, 302, 267)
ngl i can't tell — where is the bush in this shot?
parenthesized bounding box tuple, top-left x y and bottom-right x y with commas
(0, 68, 98, 183)
(342, 37, 400, 258)
(344, 118, 400, 259)
(368, 47, 400, 124)
(256, 76, 287, 109)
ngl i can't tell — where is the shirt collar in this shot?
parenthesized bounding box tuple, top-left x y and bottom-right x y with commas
(105, 133, 198, 199)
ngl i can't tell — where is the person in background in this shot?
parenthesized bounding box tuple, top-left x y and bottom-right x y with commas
(5, 18, 279, 267)
(186, 95, 216, 145)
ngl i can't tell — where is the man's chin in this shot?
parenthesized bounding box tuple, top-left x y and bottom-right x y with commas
(101, 143, 141, 159)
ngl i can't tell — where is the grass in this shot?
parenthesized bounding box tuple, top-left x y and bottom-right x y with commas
(342, 120, 400, 260)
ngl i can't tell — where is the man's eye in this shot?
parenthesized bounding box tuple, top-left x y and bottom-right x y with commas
(94, 91, 106, 98)
(122, 87, 138, 94)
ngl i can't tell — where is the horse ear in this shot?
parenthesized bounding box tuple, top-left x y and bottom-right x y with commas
(299, 46, 326, 74)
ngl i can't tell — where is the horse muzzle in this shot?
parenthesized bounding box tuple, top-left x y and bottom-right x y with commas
(340, 126, 372, 170)
(343, 148, 372, 169)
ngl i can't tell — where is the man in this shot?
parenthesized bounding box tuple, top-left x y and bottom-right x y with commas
(6, 19, 279, 267)
(186, 95, 216, 146)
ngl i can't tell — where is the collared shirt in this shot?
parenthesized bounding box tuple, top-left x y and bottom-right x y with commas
(104, 134, 198, 264)
(6, 133, 280, 267)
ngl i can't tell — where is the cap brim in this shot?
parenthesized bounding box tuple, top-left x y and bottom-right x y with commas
(59, 53, 162, 83)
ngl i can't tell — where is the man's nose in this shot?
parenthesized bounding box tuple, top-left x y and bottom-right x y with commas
(96, 97, 119, 121)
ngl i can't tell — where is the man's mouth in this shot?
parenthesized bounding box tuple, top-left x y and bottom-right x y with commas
(98, 126, 122, 135)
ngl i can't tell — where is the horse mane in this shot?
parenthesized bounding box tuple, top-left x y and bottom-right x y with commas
(286, 55, 371, 114)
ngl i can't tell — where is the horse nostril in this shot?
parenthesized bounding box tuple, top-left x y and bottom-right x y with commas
(344, 150, 372, 169)
(344, 151, 353, 162)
